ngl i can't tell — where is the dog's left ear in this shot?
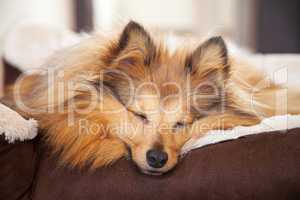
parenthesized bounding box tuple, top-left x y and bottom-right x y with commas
(186, 36, 230, 113)
(186, 36, 229, 82)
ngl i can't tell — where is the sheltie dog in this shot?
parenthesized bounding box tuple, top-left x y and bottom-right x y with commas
(4, 21, 299, 175)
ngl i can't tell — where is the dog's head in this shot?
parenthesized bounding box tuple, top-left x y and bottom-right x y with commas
(98, 21, 231, 175)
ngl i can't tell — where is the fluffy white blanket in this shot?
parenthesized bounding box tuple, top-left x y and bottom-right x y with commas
(181, 114, 300, 154)
(0, 103, 38, 143)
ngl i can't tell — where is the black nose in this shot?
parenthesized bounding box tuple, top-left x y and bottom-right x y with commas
(146, 149, 168, 168)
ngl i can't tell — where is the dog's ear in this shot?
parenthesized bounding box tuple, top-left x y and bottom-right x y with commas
(186, 36, 229, 82)
(100, 21, 156, 104)
(112, 21, 156, 66)
(186, 36, 230, 112)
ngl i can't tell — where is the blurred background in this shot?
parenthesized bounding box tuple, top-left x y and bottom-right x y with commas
(0, 0, 300, 53)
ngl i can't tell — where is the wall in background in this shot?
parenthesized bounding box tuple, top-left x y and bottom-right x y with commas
(0, 0, 74, 95)
(93, 0, 255, 50)
(256, 0, 300, 53)
(0, 0, 257, 52)
(0, 0, 74, 51)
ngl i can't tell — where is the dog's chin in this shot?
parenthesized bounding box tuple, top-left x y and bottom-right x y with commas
(130, 158, 167, 176)
(140, 169, 164, 176)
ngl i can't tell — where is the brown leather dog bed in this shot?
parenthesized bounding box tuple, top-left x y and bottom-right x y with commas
(1, 128, 299, 200)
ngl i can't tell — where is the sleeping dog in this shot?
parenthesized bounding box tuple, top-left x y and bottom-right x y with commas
(4, 21, 299, 175)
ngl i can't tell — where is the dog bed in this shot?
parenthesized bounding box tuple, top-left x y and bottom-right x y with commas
(0, 103, 37, 143)
(0, 114, 299, 200)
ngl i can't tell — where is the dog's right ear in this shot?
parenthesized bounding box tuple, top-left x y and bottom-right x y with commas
(118, 21, 154, 53)
(99, 21, 156, 104)
(106, 21, 156, 66)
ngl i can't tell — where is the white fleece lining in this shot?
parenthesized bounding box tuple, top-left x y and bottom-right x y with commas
(181, 114, 300, 154)
(0, 103, 38, 143)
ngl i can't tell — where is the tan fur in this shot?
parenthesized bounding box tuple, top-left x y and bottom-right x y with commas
(3, 21, 299, 174)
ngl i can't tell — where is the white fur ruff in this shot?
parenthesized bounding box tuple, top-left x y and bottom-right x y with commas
(181, 114, 300, 154)
(0, 103, 38, 143)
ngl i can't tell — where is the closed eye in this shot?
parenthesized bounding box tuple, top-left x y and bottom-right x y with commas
(173, 121, 186, 130)
(132, 111, 149, 123)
